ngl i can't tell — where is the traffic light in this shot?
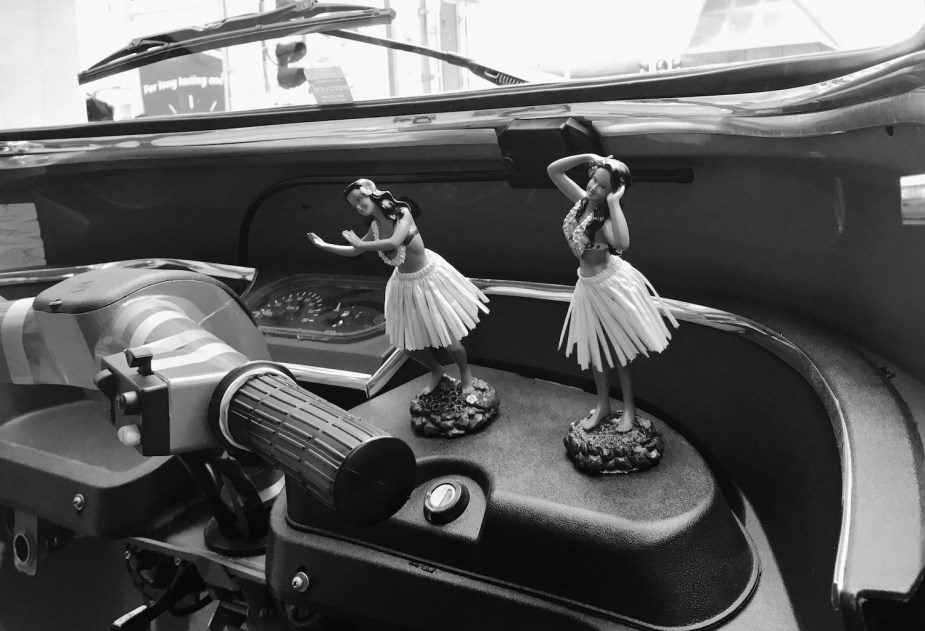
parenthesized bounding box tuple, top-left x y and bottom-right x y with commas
(275, 41, 307, 89)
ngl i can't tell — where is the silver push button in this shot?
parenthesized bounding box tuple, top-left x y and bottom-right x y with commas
(423, 480, 469, 525)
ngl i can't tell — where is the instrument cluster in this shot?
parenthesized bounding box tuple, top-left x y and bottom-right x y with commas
(245, 275, 387, 343)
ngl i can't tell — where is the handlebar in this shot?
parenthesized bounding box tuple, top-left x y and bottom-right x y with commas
(210, 362, 416, 527)
(0, 268, 417, 527)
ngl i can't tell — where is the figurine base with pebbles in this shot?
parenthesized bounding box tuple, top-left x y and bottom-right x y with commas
(410, 375, 500, 438)
(564, 408, 663, 474)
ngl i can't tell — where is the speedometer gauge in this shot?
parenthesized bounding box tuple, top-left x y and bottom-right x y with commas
(245, 275, 386, 343)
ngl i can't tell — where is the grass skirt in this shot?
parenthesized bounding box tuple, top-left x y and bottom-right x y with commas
(385, 250, 489, 351)
(560, 255, 678, 371)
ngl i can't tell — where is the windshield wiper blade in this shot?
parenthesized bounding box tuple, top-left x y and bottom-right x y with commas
(78, 2, 394, 85)
(324, 29, 528, 86)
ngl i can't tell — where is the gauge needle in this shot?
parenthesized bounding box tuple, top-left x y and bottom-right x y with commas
(322, 304, 345, 325)
(320, 302, 354, 323)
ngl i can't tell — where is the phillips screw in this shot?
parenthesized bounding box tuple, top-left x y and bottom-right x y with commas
(291, 571, 309, 592)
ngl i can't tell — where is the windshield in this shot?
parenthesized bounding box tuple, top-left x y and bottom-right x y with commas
(2, 0, 924, 130)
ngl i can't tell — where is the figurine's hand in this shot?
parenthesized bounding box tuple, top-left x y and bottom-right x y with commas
(607, 185, 626, 202)
(306, 232, 326, 247)
(341, 230, 363, 247)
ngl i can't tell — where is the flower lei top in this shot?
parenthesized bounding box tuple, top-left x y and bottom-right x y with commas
(563, 198, 613, 258)
(371, 218, 419, 267)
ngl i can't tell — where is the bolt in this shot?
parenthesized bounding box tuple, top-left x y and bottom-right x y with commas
(124, 550, 132, 560)
(174, 557, 182, 566)
(291, 571, 309, 592)
(72, 494, 85, 512)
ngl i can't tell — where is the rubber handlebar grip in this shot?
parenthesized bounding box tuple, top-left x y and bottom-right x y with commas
(218, 368, 415, 526)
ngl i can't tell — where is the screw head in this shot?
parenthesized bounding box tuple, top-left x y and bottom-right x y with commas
(72, 494, 85, 511)
(291, 571, 309, 592)
(124, 550, 132, 560)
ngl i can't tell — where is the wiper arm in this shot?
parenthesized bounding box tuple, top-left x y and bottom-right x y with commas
(78, 2, 394, 85)
(324, 29, 528, 86)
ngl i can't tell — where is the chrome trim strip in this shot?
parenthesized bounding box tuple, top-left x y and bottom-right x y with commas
(471, 277, 851, 603)
(281, 348, 407, 396)
(0, 259, 256, 290)
(366, 348, 408, 397)
(478, 280, 572, 303)
(281, 362, 371, 391)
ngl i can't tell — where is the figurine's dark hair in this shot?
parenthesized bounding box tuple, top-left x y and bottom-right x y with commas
(581, 160, 632, 253)
(342, 179, 417, 224)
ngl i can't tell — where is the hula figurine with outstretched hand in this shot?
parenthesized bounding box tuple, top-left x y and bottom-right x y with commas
(548, 153, 677, 467)
(308, 179, 499, 438)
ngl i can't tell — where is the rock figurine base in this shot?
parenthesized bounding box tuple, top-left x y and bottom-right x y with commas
(410, 375, 500, 438)
(564, 411, 663, 474)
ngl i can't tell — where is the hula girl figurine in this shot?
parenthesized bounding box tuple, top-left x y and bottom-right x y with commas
(307, 179, 499, 437)
(548, 154, 678, 473)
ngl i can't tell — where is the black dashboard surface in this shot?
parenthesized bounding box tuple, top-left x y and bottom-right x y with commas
(277, 366, 758, 629)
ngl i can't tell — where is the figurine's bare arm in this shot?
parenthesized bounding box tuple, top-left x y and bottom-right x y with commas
(603, 186, 630, 251)
(307, 228, 372, 257)
(547, 153, 605, 203)
(341, 212, 412, 252)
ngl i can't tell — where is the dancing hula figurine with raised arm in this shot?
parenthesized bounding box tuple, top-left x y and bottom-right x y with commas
(307, 179, 499, 437)
(548, 154, 678, 473)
